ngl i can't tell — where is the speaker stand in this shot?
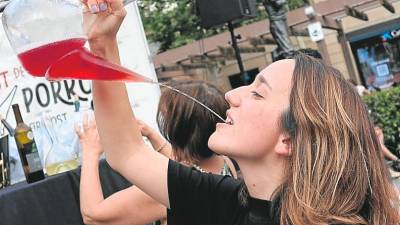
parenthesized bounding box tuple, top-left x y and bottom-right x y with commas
(228, 21, 248, 85)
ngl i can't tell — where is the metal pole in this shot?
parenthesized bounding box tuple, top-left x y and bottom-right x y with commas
(228, 21, 247, 85)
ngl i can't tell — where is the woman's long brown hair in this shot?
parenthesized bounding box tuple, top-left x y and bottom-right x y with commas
(278, 54, 400, 225)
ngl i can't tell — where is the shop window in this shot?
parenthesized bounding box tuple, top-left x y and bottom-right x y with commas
(229, 68, 259, 89)
(351, 27, 400, 90)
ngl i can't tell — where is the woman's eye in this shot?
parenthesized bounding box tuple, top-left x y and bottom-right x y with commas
(251, 91, 263, 99)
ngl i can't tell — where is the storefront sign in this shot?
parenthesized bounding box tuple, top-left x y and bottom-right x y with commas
(381, 28, 400, 41)
(307, 22, 324, 42)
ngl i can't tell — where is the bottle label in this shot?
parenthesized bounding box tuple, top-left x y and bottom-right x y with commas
(26, 152, 43, 173)
(27, 131, 34, 140)
(23, 142, 43, 172)
(23, 141, 38, 154)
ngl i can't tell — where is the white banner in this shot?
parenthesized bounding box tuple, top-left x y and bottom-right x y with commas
(0, 3, 160, 183)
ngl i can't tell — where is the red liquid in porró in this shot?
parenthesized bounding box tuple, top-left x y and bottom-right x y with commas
(18, 38, 86, 77)
(17, 38, 150, 82)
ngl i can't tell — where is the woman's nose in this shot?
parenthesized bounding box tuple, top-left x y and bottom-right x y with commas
(225, 87, 242, 107)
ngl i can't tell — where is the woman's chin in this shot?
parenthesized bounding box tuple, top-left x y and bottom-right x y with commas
(208, 133, 218, 149)
(208, 133, 228, 155)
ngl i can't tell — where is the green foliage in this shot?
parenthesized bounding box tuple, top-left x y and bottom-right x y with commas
(287, 0, 308, 10)
(363, 87, 400, 155)
(138, 0, 219, 52)
(138, 0, 307, 52)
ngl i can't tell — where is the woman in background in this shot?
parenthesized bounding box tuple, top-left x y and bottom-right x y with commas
(78, 80, 236, 225)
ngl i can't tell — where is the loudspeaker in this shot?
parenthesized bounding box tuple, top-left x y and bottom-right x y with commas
(196, 0, 257, 29)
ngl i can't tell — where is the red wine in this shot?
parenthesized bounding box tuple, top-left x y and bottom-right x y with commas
(18, 38, 86, 77)
(16, 39, 226, 125)
(46, 48, 150, 82)
(18, 38, 150, 82)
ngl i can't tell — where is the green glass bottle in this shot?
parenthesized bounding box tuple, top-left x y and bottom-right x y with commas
(12, 104, 45, 183)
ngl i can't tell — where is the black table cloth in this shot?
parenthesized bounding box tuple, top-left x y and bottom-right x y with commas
(0, 160, 131, 225)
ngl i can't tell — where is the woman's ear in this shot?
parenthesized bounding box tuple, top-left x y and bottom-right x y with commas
(275, 134, 292, 157)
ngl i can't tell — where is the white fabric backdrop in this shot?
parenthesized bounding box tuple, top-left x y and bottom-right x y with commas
(0, 2, 160, 183)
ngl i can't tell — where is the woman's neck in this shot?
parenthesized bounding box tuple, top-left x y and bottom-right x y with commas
(237, 155, 286, 200)
(192, 154, 225, 174)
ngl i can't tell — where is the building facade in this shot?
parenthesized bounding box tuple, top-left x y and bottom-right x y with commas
(152, 0, 400, 92)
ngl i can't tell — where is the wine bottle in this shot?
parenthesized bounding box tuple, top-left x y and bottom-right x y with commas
(12, 104, 45, 183)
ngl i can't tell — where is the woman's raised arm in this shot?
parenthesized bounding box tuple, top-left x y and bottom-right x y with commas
(84, 0, 170, 207)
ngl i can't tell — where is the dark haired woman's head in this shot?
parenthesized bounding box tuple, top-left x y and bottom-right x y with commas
(275, 48, 323, 61)
(157, 80, 228, 164)
(295, 48, 322, 59)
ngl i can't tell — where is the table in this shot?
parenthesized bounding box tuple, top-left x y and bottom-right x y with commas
(0, 160, 131, 225)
